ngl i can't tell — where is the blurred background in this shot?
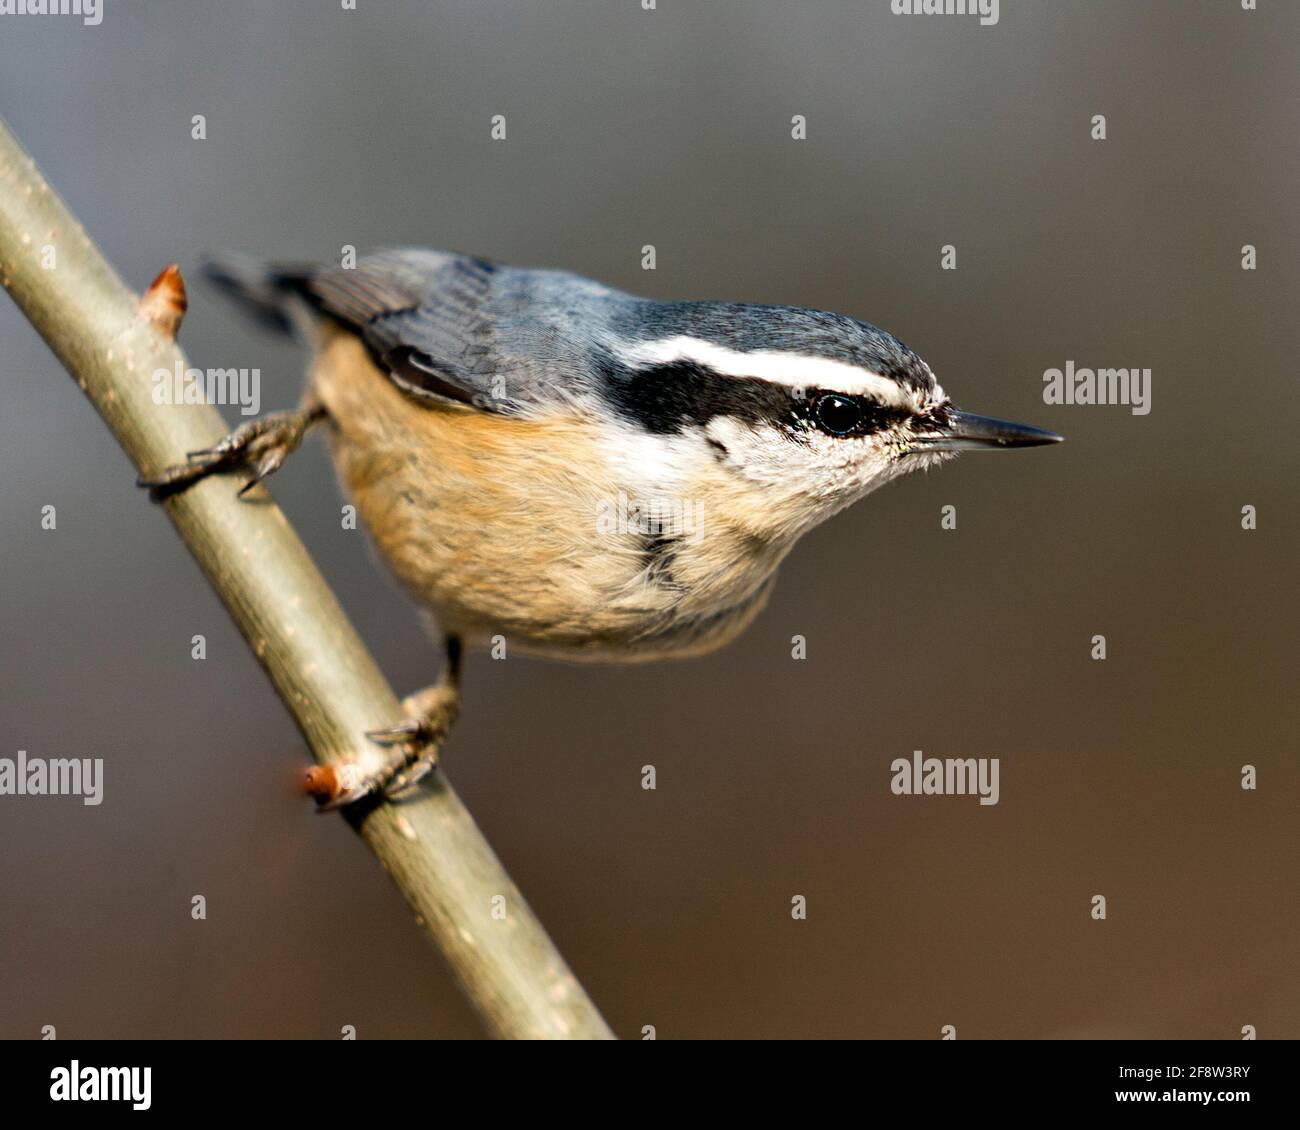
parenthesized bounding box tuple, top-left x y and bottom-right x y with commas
(1, 1, 1296, 1039)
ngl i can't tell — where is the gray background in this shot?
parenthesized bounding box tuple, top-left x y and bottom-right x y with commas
(1, 0, 1296, 1039)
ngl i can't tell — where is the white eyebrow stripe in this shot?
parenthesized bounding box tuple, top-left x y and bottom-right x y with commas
(616, 335, 920, 408)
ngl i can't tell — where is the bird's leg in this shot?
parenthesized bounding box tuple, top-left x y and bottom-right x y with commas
(138, 400, 326, 499)
(352, 635, 464, 803)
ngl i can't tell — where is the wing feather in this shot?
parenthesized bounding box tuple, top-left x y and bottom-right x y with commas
(294, 251, 512, 411)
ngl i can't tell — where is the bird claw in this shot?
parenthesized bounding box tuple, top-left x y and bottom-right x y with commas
(363, 709, 444, 798)
(309, 746, 440, 811)
(380, 757, 439, 800)
(313, 781, 379, 812)
(137, 405, 322, 499)
(306, 645, 463, 811)
(310, 706, 452, 811)
(365, 718, 428, 746)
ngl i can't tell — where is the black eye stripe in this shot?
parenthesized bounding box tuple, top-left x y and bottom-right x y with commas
(602, 359, 800, 435)
(599, 355, 910, 438)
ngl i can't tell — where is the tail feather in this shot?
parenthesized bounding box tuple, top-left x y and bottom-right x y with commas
(201, 253, 318, 336)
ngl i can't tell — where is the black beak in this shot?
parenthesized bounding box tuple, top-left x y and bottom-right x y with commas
(913, 410, 1063, 452)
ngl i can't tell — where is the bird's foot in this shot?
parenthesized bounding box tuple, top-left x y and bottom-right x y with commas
(368, 683, 461, 797)
(309, 684, 461, 810)
(137, 404, 325, 499)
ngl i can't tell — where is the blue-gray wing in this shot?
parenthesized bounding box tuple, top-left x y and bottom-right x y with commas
(289, 249, 618, 415)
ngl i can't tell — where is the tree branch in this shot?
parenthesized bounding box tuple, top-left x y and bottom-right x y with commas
(0, 116, 613, 1040)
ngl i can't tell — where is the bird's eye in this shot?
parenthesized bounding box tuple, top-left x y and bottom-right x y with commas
(813, 393, 862, 436)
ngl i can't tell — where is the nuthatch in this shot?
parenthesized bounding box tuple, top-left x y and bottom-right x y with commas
(141, 249, 1061, 804)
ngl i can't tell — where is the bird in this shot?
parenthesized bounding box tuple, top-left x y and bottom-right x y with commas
(140, 248, 1062, 806)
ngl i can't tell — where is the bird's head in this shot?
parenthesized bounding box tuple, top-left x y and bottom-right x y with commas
(603, 301, 1061, 540)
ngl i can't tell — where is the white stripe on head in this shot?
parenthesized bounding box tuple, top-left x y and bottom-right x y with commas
(617, 335, 941, 409)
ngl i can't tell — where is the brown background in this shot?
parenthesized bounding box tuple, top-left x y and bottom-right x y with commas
(0, 1, 1296, 1039)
